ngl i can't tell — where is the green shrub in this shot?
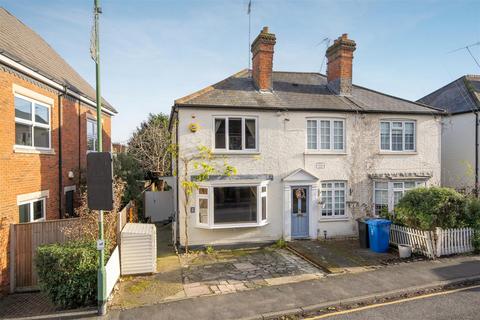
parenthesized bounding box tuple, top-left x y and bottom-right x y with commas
(464, 198, 480, 251)
(395, 187, 467, 230)
(205, 245, 215, 255)
(274, 238, 287, 249)
(35, 241, 106, 308)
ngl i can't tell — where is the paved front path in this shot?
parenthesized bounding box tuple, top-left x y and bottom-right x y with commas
(106, 255, 480, 320)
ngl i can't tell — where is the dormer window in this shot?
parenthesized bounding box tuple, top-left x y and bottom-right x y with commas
(214, 116, 257, 152)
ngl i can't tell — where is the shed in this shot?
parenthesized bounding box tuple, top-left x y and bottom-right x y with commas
(120, 223, 157, 275)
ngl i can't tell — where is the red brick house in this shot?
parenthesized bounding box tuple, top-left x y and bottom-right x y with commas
(0, 8, 117, 295)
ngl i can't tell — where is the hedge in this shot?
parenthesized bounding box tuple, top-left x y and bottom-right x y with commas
(35, 240, 107, 308)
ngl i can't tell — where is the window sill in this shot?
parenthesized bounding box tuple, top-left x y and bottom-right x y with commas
(304, 150, 347, 155)
(14, 146, 55, 155)
(378, 151, 417, 155)
(318, 217, 350, 222)
(212, 151, 260, 156)
(196, 221, 269, 229)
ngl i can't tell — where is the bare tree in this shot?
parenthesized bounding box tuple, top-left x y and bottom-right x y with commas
(128, 113, 171, 181)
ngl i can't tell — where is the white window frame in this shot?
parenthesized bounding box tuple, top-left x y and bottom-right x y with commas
(213, 116, 258, 153)
(373, 180, 426, 214)
(14, 93, 52, 150)
(306, 118, 346, 153)
(195, 181, 268, 229)
(379, 120, 416, 152)
(87, 118, 98, 152)
(18, 197, 46, 223)
(320, 180, 347, 218)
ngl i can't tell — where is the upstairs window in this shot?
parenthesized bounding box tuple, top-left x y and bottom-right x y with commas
(214, 117, 257, 151)
(87, 118, 98, 151)
(380, 121, 415, 152)
(306, 119, 345, 152)
(14, 95, 51, 149)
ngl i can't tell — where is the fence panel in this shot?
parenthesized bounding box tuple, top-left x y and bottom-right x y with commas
(435, 227, 474, 257)
(389, 224, 436, 259)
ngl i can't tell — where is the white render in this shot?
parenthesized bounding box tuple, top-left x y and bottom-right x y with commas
(441, 113, 476, 190)
(174, 108, 442, 246)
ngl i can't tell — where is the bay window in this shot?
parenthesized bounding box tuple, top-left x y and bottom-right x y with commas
(321, 181, 346, 217)
(374, 180, 425, 214)
(306, 118, 345, 152)
(15, 95, 51, 149)
(195, 182, 268, 228)
(214, 116, 257, 151)
(380, 120, 415, 152)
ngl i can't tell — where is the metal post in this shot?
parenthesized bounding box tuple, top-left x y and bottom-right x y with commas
(94, 0, 106, 315)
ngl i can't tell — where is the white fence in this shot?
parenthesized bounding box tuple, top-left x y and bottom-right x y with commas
(435, 227, 474, 257)
(390, 224, 436, 258)
(105, 246, 120, 298)
(390, 224, 476, 258)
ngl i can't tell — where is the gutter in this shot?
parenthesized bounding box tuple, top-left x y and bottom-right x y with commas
(58, 87, 67, 218)
(0, 53, 116, 116)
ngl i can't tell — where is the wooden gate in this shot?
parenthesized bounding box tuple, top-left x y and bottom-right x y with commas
(10, 218, 82, 292)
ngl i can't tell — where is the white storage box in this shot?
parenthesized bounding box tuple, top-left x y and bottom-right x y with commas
(120, 223, 157, 275)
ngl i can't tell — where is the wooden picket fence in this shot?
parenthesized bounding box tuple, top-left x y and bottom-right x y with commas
(435, 227, 474, 257)
(390, 224, 476, 258)
(389, 224, 436, 259)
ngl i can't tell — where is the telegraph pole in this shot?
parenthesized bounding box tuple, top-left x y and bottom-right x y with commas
(93, 0, 106, 315)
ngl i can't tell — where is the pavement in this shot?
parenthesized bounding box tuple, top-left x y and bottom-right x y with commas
(323, 284, 480, 320)
(105, 255, 480, 320)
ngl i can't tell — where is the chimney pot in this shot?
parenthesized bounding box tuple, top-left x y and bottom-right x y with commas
(251, 27, 276, 92)
(326, 34, 356, 96)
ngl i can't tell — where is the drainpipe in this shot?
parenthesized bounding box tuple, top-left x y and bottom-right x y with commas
(476, 111, 479, 197)
(58, 86, 67, 218)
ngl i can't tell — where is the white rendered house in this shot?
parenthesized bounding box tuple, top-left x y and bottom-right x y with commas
(169, 28, 443, 247)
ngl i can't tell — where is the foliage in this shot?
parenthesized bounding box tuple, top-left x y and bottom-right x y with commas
(394, 187, 467, 230)
(205, 246, 215, 255)
(62, 178, 126, 254)
(35, 241, 108, 308)
(464, 198, 480, 251)
(113, 152, 144, 207)
(274, 238, 287, 249)
(128, 113, 171, 176)
(170, 144, 237, 253)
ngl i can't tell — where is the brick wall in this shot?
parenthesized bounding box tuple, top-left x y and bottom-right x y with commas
(0, 67, 112, 296)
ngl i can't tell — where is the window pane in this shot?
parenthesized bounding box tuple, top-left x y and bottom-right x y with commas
(87, 137, 96, 151)
(393, 182, 403, 189)
(34, 127, 49, 148)
(35, 104, 49, 124)
(292, 188, 307, 214)
(245, 119, 256, 149)
(320, 120, 330, 149)
(199, 188, 208, 195)
(19, 204, 30, 223)
(87, 120, 96, 137)
(199, 198, 208, 224)
(375, 181, 388, 189)
(394, 191, 403, 206)
(262, 195, 267, 220)
(405, 122, 415, 150)
(214, 186, 257, 223)
(321, 190, 333, 216)
(404, 181, 416, 189)
(15, 97, 32, 120)
(15, 123, 32, 146)
(228, 118, 242, 150)
(333, 121, 344, 150)
(33, 200, 43, 220)
(334, 189, 345, 215)
(307, 120, 317, 149)
(380, 122, 390, 150)
(392, 127, 403, 151)
(214, 118, 226, 149)
(374, 189, 388, 215)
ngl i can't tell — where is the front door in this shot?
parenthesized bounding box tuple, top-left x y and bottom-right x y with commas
(291, 186, 309, 238)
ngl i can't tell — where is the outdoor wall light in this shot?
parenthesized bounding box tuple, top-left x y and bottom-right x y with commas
(68, 171, 74, 179)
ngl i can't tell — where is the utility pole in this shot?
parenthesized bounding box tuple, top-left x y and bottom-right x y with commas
(93, 0, 106, 315)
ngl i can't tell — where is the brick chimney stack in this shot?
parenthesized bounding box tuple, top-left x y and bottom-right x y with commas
(251, 26, 276, 92)
(326, 34, 356, 96)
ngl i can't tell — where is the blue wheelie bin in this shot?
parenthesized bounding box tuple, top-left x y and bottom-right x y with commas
(366, 219, 392, 253)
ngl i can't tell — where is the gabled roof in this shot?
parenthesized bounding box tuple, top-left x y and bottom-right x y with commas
(175, 69, 443, 115)
(0, 8, 117, 114)
(418, 75, 480, 114)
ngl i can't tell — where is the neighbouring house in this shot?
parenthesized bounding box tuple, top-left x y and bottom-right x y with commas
(169, 27, 443, 248)
(112, 142, 128, 155)
(418, 75, 480, 192)
(0, 8, 117, 295)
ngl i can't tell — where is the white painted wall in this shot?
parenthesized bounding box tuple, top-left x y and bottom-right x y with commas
(441, 113, 476, 190)
(175, 108, 442, 246)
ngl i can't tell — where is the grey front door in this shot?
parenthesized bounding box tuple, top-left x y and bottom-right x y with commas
(291, 186, 309, 238)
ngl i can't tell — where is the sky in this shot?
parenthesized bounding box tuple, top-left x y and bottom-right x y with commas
(2, 0, 480, 143)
